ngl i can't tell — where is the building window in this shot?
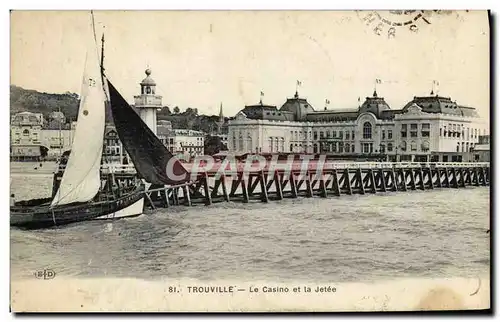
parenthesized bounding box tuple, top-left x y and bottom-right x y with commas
(290, 143, 293, 152)
(332, 130, 336, 138)
(339, 131, 343, 139)
(313, 131, 318, 140)
(332, 142, 337, 153)
(421, 123, 430, 137)
(247, 135, 253, 153)
(22, 129, 29, 136)
(401, 141, 407, 151)
(239, 135, 244, 151)
(345, 143, 350, 152)
(387, 130, 392, 140)
(410, 141, 417, 151)
(320, 131, 324, 139)
(456, 143, 460, 152)
(346, 131, 350, 140)
(421, 141, 429, 152)
(410, 124, 418, 137)
(363, 122, 372, 139)
(352, 131, 355, 140)
(380, 144, 385, 153)
(269, 138, 273, 152)
(339, 142, 344, 153)
(382, 130, 386, 140)
(387, 143, 393, 152)
(401, 124, 407, 138)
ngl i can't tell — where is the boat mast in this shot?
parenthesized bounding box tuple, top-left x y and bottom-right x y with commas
(100, 33, 106, 87)
(98, 26, 117, 198)
(58, 106, 62, 158)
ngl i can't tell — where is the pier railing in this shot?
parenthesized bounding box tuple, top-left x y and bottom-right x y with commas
(76, 161, 489, 209)
(55, 161, 490, 177)
(90, 161, 490, 175)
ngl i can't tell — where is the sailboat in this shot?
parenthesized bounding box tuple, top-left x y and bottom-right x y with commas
(10, 14, 150, 229)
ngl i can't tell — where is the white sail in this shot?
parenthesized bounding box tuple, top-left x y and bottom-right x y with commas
(51, 28, 106, 207)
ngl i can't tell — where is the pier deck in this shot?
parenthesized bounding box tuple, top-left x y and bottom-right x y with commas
(97, 161, 490, 209)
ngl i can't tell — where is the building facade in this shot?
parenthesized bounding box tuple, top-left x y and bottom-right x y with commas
(160, 129, 205, 157)
(228, 90, 488, 162)
(471, 135, 490, 162)
(10, 111, 75, 161)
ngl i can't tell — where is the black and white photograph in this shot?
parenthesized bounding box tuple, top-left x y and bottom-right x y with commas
(8, 8, 491, 312)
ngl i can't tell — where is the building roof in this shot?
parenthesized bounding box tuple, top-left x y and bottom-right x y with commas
(157, 123, 172, 136)
(49, 111, 65, 119)
(140, 68, 156, 86)
(11, 112, 43, 125)
(306, 110, 359, 122)
(279, 91, 315, 121)
(44, 120, 71, 130)
(474, 144, 489, 151)
(232, 90, 480, 123)
(240, 103, 295, 121)
(402, 95, 479, 117)
(166, 129, 205, 137)
(358, 90, 393, 119)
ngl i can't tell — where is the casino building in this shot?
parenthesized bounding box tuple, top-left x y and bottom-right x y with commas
(228, 89, 488, 162)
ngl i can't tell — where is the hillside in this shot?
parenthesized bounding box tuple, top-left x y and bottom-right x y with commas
(10, 85, 228, 133)
(10, 85, 80, 121)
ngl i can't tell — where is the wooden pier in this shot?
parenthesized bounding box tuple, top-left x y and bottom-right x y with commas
(52, 161, 489, 208)
(112, 161, 490, 209)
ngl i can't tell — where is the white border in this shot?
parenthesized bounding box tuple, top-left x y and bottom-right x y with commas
(3, 1, 497, 321)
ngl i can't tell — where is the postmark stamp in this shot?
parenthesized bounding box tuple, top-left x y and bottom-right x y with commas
(357, 10, 436, 38)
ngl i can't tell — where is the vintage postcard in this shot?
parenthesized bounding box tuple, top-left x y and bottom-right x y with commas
(9, 9, 490, 312)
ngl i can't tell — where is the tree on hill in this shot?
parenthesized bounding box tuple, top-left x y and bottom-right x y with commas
(10, 85, 227, 134)
(10, 85, 80, 120)
(204, 135, 228, 155)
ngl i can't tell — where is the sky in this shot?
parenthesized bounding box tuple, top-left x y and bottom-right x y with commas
(10, 10, 490, 122)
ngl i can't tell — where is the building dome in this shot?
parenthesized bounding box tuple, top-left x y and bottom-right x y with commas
(357, 89, 390, 114)
(141, 68, 156, 86)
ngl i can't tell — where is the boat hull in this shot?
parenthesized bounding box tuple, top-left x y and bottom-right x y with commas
(10, 185, 145, 230)
(93, 197, 144, 220)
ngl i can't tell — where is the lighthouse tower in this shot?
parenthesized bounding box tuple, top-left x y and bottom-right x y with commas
(134, 68, 162, 135)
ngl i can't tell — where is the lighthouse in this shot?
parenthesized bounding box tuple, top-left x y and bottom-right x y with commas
(134, 68, 162, 135)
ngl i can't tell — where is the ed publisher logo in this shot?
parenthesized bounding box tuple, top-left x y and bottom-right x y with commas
(34, 269, 56, 280)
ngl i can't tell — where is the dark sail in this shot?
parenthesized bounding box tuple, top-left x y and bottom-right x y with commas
(106, 79, 190, 185)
